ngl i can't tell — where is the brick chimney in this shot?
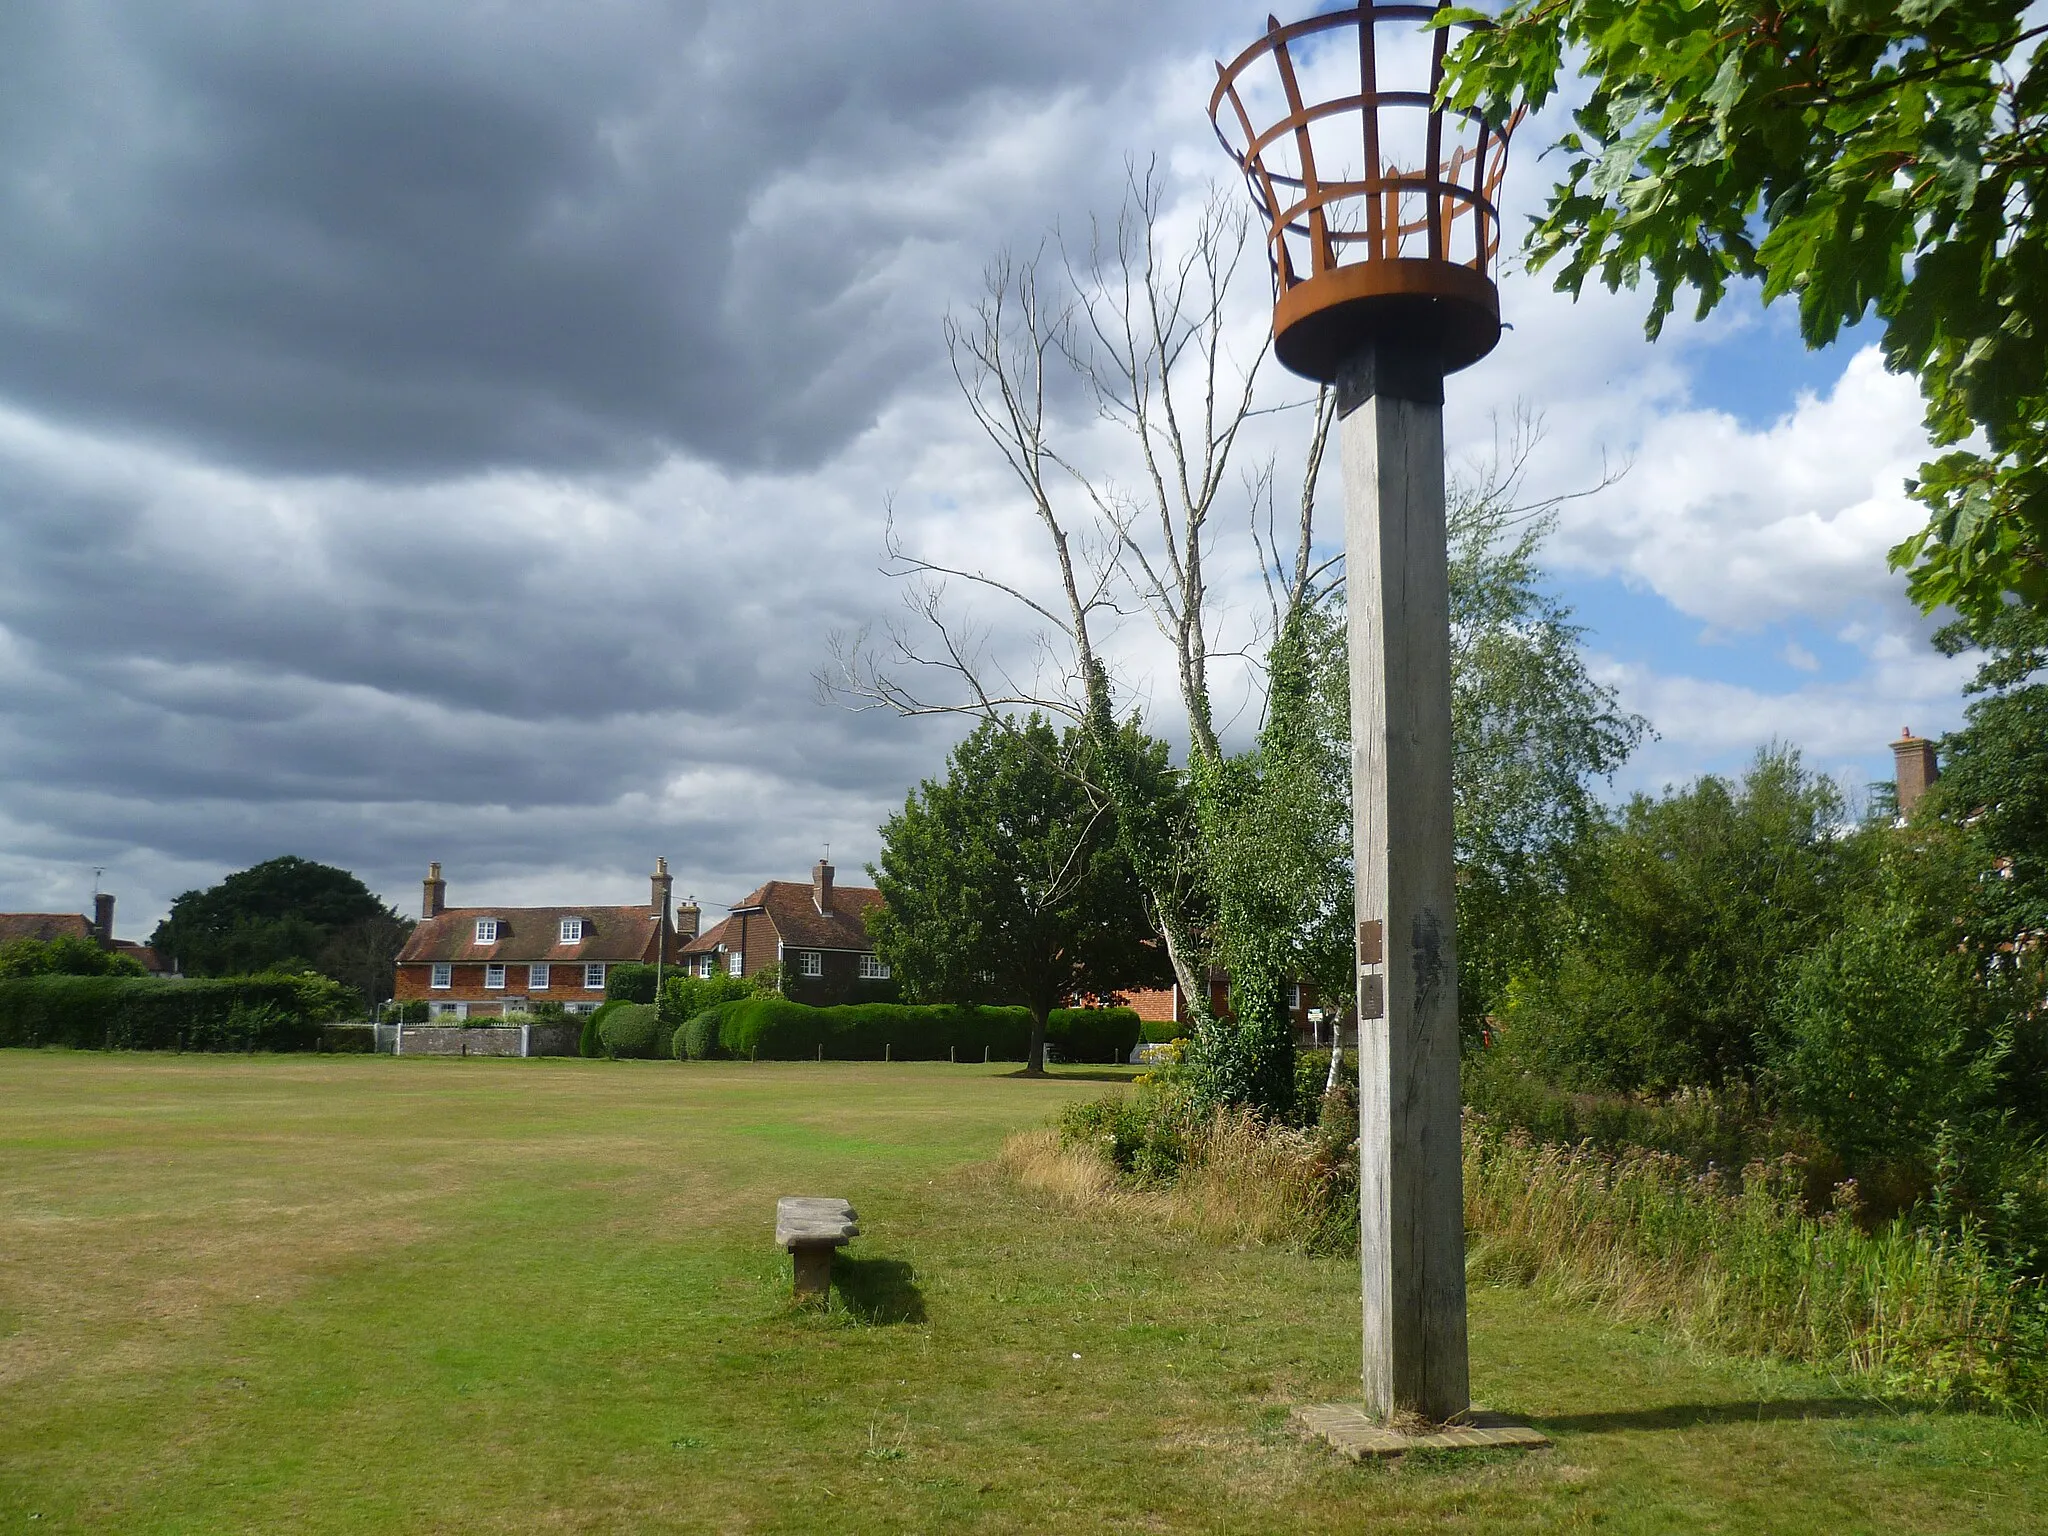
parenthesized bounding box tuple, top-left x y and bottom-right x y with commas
(812, 858, 834, 914)
(675, 893, 701, 942)
(422, 861, 446, 919)
(651, 855, 673, 925)
(1893, 728, 1939, 818)
(92, 892, 114, 945)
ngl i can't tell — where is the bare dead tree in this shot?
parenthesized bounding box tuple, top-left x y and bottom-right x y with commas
(824, 164, 1331, 1013)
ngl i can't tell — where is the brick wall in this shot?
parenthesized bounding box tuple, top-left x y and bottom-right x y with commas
(395, 961, 611, 1009)
(391, 1024, 581, 1057)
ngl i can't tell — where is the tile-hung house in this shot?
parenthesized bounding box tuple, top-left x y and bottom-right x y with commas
(393, 860, 700, 1019)
(677, 861, 889, 1007)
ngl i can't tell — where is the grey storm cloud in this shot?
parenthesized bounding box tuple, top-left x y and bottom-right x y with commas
(0, 0, 1272, 930)
(0, 0, 1243, 479)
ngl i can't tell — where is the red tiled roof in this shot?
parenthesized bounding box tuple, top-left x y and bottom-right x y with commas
(397, 905, 662, 965)
(679, 913, 738, 956)
(110, 940, 170, 974)
(0, 913, 93, 945)
(678, 880, 882, 955)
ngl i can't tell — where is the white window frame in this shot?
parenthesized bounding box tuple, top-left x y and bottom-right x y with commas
(475, 918, 500, 943)
(698, 955, 714, 978)
(1288, 983, 1301, 1011)
(484, 963, 506, 990)
(584, 962, 606, 990)
(727, 951, 744, 977)
(797, 951, 823, 978)
(430, 963, 452, 990)
(529, 962, 550, 991)
(858, 954, 891, 980)
(560, 917, 585, 943)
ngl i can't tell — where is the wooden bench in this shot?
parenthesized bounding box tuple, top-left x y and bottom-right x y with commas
(776, 1196, 859, 1299)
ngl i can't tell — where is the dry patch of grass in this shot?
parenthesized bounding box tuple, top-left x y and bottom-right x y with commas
(1005, 1111, 1347, 1252)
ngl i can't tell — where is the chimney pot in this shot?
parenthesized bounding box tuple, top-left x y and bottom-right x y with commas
(423, 862, 447, 919)
(813, 859, 834, 914)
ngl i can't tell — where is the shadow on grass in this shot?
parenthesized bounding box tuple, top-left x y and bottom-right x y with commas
(831, 1256, 927, 1324)
(1533, 1397, 1888, 1435)
(1000, 1068, 1140, 1083)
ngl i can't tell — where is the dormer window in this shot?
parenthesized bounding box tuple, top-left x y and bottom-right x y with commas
(560, 917, 585, 943)
(475, 918, 500, 944)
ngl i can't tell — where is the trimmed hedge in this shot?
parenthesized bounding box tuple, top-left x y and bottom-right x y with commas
(597, 1002, 663, 1059)
(605, 963, 660, 1004)
(702, 999, 1142, 1063)
(318, 1023, 376, 1054)
(580, 999, 623, 1058)
(674, 1002, 742, 1061)
(0, 975, 324, 1052)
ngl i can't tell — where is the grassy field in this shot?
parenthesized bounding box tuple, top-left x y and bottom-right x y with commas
(2, 1054, 2046, 1534)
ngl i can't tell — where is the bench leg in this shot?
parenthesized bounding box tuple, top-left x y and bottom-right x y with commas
(791, 1244, 834, 1300)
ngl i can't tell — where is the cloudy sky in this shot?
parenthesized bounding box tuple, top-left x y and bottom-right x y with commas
(0, 1, 1966, 937)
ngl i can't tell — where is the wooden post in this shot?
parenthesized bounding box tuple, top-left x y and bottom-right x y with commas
(1339, 342, 1469, 1425)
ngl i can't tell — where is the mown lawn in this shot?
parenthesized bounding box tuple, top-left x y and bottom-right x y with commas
(1, 1052, 2044, 1534)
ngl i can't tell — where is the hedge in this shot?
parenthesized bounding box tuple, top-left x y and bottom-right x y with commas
(318, 1023, 376, 1053)
(0, 975, 326, 1052)
(597, 1002, 664, 1059)
(700, 999, 1141, 1063)
(605, 963, 660, 1004)
(673, 1001, 742, 1061)
(580, 999, 624, 1058)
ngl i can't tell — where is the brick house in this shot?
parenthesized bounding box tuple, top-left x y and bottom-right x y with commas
(677, 860, 891, 1008)
(0, 892, 172, 975)
(393, 859, 699, 1019)
(1121, 971, 1341, 1046)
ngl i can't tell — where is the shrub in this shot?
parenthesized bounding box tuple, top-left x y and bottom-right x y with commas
(674, 1003, 739, 1061)
(597, 1002, 663, 1059)
(1049, 1006, 1142, 1064)
(1774, 902, 2013, 1169)
(581, 999, 624, 1057)
(0, 935, 148, 979)
(657, 971, 758, 1029)
(1464, 1119, 2048, 1410)
(709, 998, 1141, 1063)
(0, 974, 324, 1051)
(318, 1023, 375, 1053)
(605, 963, 660, 1004)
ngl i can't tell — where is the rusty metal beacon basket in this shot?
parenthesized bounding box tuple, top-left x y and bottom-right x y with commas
(1209, 3, 1520, 383)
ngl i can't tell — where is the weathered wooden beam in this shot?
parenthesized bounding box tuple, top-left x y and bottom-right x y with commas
(1338, 342, 1469, 1425)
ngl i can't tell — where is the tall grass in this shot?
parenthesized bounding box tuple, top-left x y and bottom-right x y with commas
(1010, 1099, 1354, 1251)
(1466, 1119, 2048, 1409)
(1025, 1083, 2048, 1410)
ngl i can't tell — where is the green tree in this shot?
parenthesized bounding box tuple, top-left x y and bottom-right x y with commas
(1500, 746, 1869, 1092)
(868, 715, 1170, 1076)
(1445, 0, 2048, 624)
(0, 935, 147, 979)
(1929, 604, 2048, 942)
(150, 856, 405, 989)
(315, 912, 413, 1013)
(1447, 489, 1650, 1031)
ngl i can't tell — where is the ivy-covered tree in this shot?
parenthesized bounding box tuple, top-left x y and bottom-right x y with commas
(150, 855, 408, 992)
(868, 716, 1171, 1075)
(1445, 0, 2048, 624)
